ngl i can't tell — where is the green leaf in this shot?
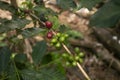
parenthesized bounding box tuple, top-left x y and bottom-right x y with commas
(59, 25, 69, 32)
(0, 42, 7, 47)
(0, 19, 8, 23)
(79, 0, 102, 9)
(112, 0, 120, 5)
(38, 67, 66, 80)
(21, 69, 39, 80)
(41, 54, 52, 65)
(56, 0, 76, 10)
(66, 30, 83, 39)
(90, 1, 120, 27)
(27, 1, 34, 9)
(0, 47, 11, 74)
(21, 67, 66, 80)
(49, 16, 60, 29)
(32, 41, 47, 65)
(8, 64, 17, 80)
(0, 1, 16, 13)
(21, 28, 45, 38)
(33, 6, 56, 17)
(14, 54, 27, 63)
(0, 18, 30, 33)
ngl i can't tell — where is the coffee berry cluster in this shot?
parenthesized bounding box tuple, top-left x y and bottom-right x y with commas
(50, 33, 69, 49)
(43, 20, 69, 49)
(44, 21, 53, 39)
(62, 47, 85, 66)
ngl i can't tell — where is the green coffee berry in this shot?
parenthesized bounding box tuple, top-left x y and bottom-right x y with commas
(59, 36, 65, 42)
(62, 53, 69, 58)
(74, 47, 80, 53)
(79, 58, 83, 63)
(68, 56, 74, 61)
(55, 42, 61, 48)
(78, 52, 85, 57)
(51, 38, 57, 43)
(56, 33, 61, 37)
(63, 34, 69, 38)
(75, 56, 79, 61)
(72, 61, 77, 66)
(65, 61, 70, 66)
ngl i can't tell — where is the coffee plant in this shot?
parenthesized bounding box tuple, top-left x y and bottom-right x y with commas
(0, 0, 120, 80)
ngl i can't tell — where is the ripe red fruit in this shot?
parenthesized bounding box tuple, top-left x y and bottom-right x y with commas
(45, 21, 53, 29)
(47, 31, 53, 39)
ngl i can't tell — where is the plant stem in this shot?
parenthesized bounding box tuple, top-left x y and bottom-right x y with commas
(29, 13, 45, 25)
(12, 60, 21, 80)
(77, 62, 91, 80)
(62, 43, 72, 54)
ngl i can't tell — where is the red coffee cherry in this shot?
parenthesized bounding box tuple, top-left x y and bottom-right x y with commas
(47, 31, 53, 39)
(45, 21, 53, 29)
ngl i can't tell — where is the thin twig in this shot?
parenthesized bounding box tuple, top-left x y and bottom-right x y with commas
(62, 43, 71, 55)
(77, 62, 91, 80)
(29, 13, 45, 26)
(12, 59, 21, 80)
